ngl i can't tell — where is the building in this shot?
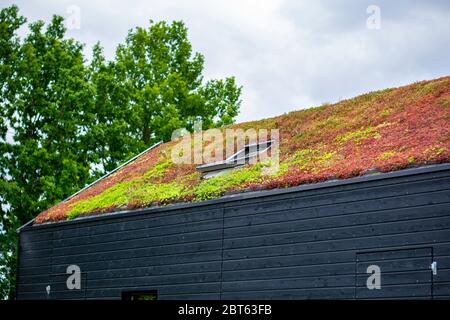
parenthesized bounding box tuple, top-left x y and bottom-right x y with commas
(16, 77, 450, 299)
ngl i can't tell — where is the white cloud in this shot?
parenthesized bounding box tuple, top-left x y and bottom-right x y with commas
(3, 0, 450, 122)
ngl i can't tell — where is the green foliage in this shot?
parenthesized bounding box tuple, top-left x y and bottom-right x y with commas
(142, 158, 172, 181)
(416, 79, 449, 97)
(335, 127, 381, 145)
(67, 180, 139, 219)
(1, 6, 95, 299)
(0, 5, 242, 299)
(314, 116, 346, 130)
(289, 148, 337, 172)
(112, 20, 242, 145)
(379, 108, 393, 118)
(65, 160, 277, 219)
(379, 151, 397, 161)
(438, 97, 449, 109)
(130, 182, 187, 206)
(67, 154, 175, 218)
(193, 163, 265, 201)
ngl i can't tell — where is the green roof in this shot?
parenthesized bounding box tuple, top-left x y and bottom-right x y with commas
(35, 76, 450, 224)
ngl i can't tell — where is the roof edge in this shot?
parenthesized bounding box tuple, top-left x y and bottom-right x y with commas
(17, 141, 163, 233)
(19, 162, 450, 232)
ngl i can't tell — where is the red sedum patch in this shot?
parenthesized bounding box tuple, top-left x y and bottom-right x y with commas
(34, 77, 450, 224)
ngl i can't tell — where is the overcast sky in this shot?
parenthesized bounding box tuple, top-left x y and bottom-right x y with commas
(3, 0, 450, 122)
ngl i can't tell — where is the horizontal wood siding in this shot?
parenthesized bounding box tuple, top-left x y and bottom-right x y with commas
(17, 165, 450, 299)
(17, 207, 224, 300)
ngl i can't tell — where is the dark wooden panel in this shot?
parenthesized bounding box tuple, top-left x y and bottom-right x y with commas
(52, 218, 222, 248)
(51, 250, 223, 272)
(356, 247, 432, 262)
(222, 262, 355, 281)
(87, 274, 221, 290)
(54, 207, 222, 239)
(51, 229, 222, 256)
(50, 261, 222, 279)
(356, 284, 432, 299)
(356, 270, 432, 287)
(221, 287, 355, 299)
(224, 202, 450, 237)
(17, 165, 450, 300)
(223, 229, 450, 260)
(356, 257, 432, 273)
(223, 215, 450, 251)
(51, 240, 223, 265)
(222, 274, 355, 292)
(356, 248, 432, 299)
(224, 176, 450, 218)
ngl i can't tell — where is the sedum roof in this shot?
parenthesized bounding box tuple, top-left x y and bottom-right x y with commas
(35, 76, 450, 224)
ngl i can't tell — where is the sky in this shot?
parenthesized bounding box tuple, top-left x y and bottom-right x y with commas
(3, 0, 450, 123)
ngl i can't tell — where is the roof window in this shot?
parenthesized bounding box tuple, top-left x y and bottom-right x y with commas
(196, 140, 273, 179)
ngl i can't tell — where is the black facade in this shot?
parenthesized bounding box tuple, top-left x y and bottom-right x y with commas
(16, 164, 450, 300)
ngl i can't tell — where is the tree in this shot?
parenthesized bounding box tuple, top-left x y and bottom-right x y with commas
(0, 6, 96, 299)
(0, 5, 27, 300)
(112, 20, 241, 145)
(0, 6, 242, 299)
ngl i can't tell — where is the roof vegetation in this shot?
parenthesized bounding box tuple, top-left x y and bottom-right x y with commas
(35, 77, 450, 224)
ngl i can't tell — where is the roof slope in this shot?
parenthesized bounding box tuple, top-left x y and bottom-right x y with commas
(35, 77, 450, 224)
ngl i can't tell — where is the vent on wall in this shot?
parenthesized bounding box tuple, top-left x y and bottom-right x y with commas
(196, 140, 273, 179)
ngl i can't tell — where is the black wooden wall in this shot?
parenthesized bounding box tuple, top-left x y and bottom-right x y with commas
(17, 164, 450, 299)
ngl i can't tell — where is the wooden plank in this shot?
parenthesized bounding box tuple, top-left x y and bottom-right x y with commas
(224, 202, 450, 236)
(222, 274, 355, 292)
(51, 250, 222, 271)
(52, 207, 222, 239)
(224, 178, 450, 218)
(16, 167, 450, 300)
(52, 218, 222, 248)
(223, 229, 450, 260)
(223, 216, 450, 251)
(51, 240, 222, 265)
(221, 287, 355, 299)
(86, 273, 221, 289)
(356, 270, 432, 287)
(222, 262, 355, 281)
(356, 257, 432, 273)
(50, 261, 222, 279)
(356, 283, 432, 299)
(357, 247, 432, 262)
(222, 170, 450, 212)
(51, 229, 222, 256)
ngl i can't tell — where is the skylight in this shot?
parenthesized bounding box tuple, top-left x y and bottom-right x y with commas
(196, 140, 273, 178)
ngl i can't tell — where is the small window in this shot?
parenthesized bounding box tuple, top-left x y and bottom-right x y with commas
(122, 290, 158, 301)
(196, 140, 273, 179)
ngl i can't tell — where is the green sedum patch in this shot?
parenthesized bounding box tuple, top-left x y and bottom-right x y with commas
(142, 157, 172, 181)
(129, 182, 188, 206)
(287, 147, 337, 173)
(314, 116, 347, 131)
(423, 146, 447, 159)
(335, 127, 381, 145)
(66, 157, 275, 219)
(438, 97, 450, 109)
(379, 108, 393, 118)
(416, 79, 450, 97)
(67, 154, 176, 219)
(67, 180, 139, 219)
(378, 151, 397, 161)
(193, 162, 268, 201)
